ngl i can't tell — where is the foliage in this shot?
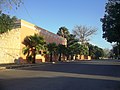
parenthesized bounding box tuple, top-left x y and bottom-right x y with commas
(57, 44, 66, 61)
(88, 44, 104, 59)
(111, 44, 120, 59)
(73, 25, 97, 44)
(47, 43, 57, 62)
(101, 0, 120, 43)
(94, 46, 104, 59)
(103, 48, 111, 58)
(22, 34, 46, 63)
(57, 26, 92, 60)
(79, 44, 89, 55)
(56, 26, 103, 60)
(57, 26, 70, 38)
(67, 34, 78, 47)
(0, 12, 17, 34)
(66, 34, 80, 59)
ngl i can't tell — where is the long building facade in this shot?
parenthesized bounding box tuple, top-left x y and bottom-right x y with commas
(0, 19, 67, 64)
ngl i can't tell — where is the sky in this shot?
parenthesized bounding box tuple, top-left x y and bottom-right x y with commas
(4, 0, 112, 49)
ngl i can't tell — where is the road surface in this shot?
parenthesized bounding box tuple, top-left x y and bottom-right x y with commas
(0, 60, 120, 90)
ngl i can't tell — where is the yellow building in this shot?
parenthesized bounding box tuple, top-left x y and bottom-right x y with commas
(0, 19, 67, 64)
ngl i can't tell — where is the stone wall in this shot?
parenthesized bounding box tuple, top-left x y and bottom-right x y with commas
(0, 29, 21, 64)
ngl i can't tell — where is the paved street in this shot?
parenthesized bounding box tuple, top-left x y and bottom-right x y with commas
(0, 60, 120, 90)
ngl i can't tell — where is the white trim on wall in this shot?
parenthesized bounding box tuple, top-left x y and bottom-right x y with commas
(21, 22, 36, 30)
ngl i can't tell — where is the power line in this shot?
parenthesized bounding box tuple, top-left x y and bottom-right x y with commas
(22, 3, 36, 24)
(5, 0, 21, 17)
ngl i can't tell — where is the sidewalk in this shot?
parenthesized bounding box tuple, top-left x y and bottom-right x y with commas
(0, 62, 51, 70)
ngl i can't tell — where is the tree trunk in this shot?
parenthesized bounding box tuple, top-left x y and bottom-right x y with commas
(32, 49, 36, 64)
(58, 53, 61, 61)
(26, 50, 30, 63)
(71, 55, 73, 60)
(67, 55, 69, 60)
(32, 54, 36, 64)
(50, 53, 53, 62)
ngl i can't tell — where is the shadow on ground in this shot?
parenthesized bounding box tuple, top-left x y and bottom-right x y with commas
(0, 76, 120, 90)
(18, 62, 120, 77)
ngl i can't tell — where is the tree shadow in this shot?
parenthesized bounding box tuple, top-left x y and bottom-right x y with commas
(18, 62, 120, 77)
(0, 76, 120, 90)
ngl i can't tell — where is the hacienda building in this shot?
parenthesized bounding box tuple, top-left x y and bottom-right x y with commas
(0, 19, 67, 64)
(0, 19, 91, 64)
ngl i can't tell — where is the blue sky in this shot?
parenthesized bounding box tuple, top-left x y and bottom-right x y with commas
(5, 0, 112, 49)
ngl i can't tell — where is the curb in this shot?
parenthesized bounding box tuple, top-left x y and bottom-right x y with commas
(0, 67, 6, 70)
(0, 64, 36, 70)
(6, 64, 39, 69)
(0, 63, 52, 70)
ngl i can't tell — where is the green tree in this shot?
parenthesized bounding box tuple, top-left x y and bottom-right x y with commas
(66, 34, 79, 59)
(95, 46, 104, 59)
(57, 27, 71, 60)
(88, 44, 104, 59)
(0, 12, 17, 34)
(57, 44, 67, 61)
(101, 0, 120, 58)
(112, 44, 120, 59)
(67, 34, 78, 47)
(22, 34, 46, 63)
(80, 44, 89, 55)
(101, 0, 120, 43)
(57, 26, 70, 38)
(69, 42, 82, 60)
(47, 43, 57, 62)
(57, 44, 66, 61)
(88, 43, 94, 56)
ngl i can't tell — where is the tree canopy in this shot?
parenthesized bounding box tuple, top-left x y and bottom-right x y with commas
(57, 26, 104, 60)
(47, 43, 57, 62)
(88, 44, 104, 59)
(0, 12, 17, 34)
(101, 0, 120, 43)
(22, 34, 46, 63)
(57, 44, 66, 61)
(66, 34, 80, 59)
(57, 26, 70, 38)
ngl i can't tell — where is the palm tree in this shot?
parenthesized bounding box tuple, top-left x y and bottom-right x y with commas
(47, 43, 57, 62)
(22, 34, 46, 63)
(22, 46, 31, 63)
(57, 27, 70, 38)
(57, 44, 66, 61)
(66, 34, 79, 60)
(69, 42, 82, 60)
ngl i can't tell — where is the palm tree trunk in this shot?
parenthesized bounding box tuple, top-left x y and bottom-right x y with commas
(32, 55, 35, 64)
(50, 53, 53, 62)
(32, 49, 36, 64)
(26, 51, 30, 63)
(58, 53, 61, 61)
(67, 55, 69, 60)
(71, 55, 73, 60)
